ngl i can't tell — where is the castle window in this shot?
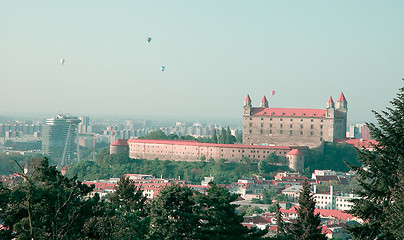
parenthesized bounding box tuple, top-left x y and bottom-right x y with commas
(280, 118, 283, 121)
(261, 118, 263, 120)
(290, 124, 293, 128)
(280, 130, 283, 135)
(290, 119, 293, 121)
(311, 119, 314, 122)
(270, 124, 272, 128)
(260, 130, 263, 134)
(301, 119, 303, 122)
(270, 118, 273, 121)
(320, 131, 323, 136)
(300, 125, 303, 129)
(300, 131, 303, 135)
(249, 130, 252, 133)
(320, 125, 323, 129)
(311, 125, 314, 129)
(280, 124, 283, 128)
(310, 131, 313, 136)
(249, 123, 252, 127)
(250, 118, 252, 120)
(290, 130, 293, 135)
(321, 120, 323, 122)
(269, 130, 272, 134)
(261, 123, 263, 127)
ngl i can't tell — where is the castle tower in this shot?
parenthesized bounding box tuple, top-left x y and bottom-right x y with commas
(243, 95, 252, 116)
(336, 92, 348, 110)
(260, 96, 269, 108)
(335, 93, 348, 140)
(326, 96, 335, 118)
(287, 149, 304, 171)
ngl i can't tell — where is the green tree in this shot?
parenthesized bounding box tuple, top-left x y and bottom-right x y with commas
(195, 182, 267, 240)
(108, 176, 149, 239)
(245, 206, 264, 216)
(139, 130, 168, 139)
(266, 152, 279, 164)
(275, 204, 286, 235)
(212, 128, 218, 144)
(147, 184, 199, 240)
(289, 181, 327, 240)
(347, 83, 404, 240)
(0, 157, 97, 240)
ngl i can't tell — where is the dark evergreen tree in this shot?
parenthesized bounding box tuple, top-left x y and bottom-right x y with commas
(212, 128, 218, 144)
(108, 176, 149, 239)
(275, 204, 286, 236)
(147, 184, 200, 240)
(289, 181, 326, 240)
(347, 83, 404, 240)
(195, 182, 267, 240)
(0, 157, 97, 240)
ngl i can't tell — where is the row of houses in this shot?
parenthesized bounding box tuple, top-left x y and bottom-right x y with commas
(243, 207, 361, 239)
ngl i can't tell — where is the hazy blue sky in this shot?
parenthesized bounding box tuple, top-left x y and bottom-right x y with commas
(1, 1, 403, 122)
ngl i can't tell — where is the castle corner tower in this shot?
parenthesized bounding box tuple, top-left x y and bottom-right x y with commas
(243, 95, 252, 116)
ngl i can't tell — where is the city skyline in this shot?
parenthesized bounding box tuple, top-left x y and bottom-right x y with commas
(1, 1, 404, 123)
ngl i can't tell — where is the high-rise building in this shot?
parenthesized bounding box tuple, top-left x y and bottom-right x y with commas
(78, 116, 90, 133)
(42, 115, 81, 166)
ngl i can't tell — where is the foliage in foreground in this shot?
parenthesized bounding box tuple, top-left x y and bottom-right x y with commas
(347, 83, 404, 239)
(289, 181, 327, 240)
(0, 157, 268, 240)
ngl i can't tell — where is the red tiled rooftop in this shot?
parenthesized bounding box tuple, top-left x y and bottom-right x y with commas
(337, 92, 347, 102)
(336, 139, 377, 148)
(327, 96, 334, 104)
(111, 139, 129, 146)
(251, 107, 326, 118)
(287, 149, 304, 155)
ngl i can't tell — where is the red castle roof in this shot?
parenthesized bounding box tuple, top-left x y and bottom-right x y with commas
(252, 107, 326, 118)
(261, 96, 268, 102)
(337, 92, 347, 102)
(245, 95, 251, 102)
(328, 96, 334, 104)
(287, 149, 304, 155)
(111, 139, 129, 146)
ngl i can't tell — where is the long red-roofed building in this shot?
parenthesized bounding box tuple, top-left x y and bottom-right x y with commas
(243, 93, 348, 147)
(110, 139, 309, 171)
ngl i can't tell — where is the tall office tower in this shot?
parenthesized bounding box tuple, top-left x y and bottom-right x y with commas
(78, 116, 90, 133)
(42, 115, 81, 166)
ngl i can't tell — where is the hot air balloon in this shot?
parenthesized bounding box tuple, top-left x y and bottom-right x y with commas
(60, 59, 65, 65)
(161, 66, 165, 72)
(271, 90, 275, 96)
(147, 37, 152, 43)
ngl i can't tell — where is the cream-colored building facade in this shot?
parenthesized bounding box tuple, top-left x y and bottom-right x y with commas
(242, 94, 348, 148)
